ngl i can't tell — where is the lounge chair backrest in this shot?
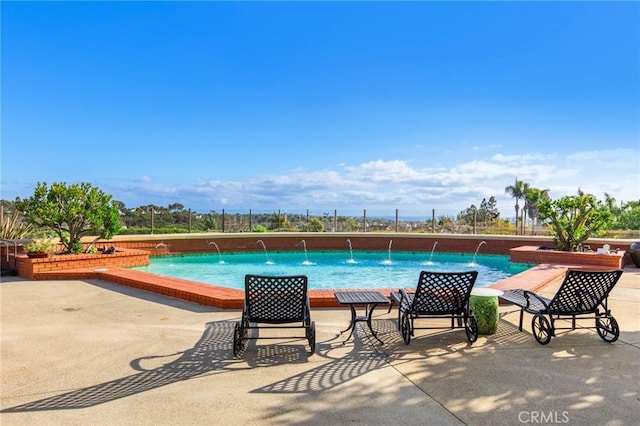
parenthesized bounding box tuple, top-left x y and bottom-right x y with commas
(548, 269, 623, 314)
(245, 274, 308, 323)
(411, 271, 478, 314)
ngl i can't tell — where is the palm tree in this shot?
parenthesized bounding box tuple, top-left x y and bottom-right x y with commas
(524, 187, 550, 234)
(505, 178, 526, 235)
(520, 182, 531, 235)
(604, 193, 621, 216)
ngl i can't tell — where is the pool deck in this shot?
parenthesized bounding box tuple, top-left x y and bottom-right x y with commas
(1, 266, 638, 425)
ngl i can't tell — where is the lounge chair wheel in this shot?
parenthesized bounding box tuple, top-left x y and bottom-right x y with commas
(596, 315, 619, 343)
(307, 321, 316, 354)
(532, 313, 552, 345)
(233, 322, 245, 357)
(400, 312, 412, 345)
(465, 315, 478, 343)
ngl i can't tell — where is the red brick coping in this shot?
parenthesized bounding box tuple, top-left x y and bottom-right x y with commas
(35, 263, 569, 309)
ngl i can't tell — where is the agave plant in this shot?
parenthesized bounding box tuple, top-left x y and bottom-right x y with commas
(0, 210, 33, 240)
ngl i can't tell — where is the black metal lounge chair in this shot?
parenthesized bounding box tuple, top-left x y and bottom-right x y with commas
(499, 269, 623, 345)
(398, 270, 479, 345)
(233, 274, 316, 357)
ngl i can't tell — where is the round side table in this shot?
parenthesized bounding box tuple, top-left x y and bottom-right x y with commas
(470, 288, 504, 335)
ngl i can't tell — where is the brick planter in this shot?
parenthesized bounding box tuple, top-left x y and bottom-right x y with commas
(15, 248, 150, 279)
(510, 246, 626, 269)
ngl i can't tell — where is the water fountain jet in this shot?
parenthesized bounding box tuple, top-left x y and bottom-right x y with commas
(382, 240, 393, 265)
(207, 241, 225, 264)
(345, 239, 356, 264)
(426, 241, 439, 264)
(256, 240, 273, 264)
(299, 240, 313, 265)
(470, 241, 487, 265)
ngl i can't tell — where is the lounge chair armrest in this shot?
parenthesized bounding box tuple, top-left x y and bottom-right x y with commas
(523, 290, 549, 310)
(398, 288, 409, 301)
(399, 288, 413, 310)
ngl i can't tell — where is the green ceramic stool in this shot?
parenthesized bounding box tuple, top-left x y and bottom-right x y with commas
(470, 288, 504, 335)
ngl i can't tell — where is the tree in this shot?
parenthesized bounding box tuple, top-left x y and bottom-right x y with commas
(520, 182, 531, 234)
(505, 179, 526, 235)
(478, 196, 499, 223)
(477, 199, 490, 223)
(268, 211, 289, 230)
(456, 196, 499, 232)
(524, 186, 550, 235)
(303, 217, 325, 232)
(457, 204, 478, 228)
(610, 199, 640, 230)
(437, 215, 456, 232)
(168, 203, 185, 212)
(603, 193, 620, 216)
(200, 210, 220, 231)
(17, 182, 121, 253)
(537, 191, 613, 252)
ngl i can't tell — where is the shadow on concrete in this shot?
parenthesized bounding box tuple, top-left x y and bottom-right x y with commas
(1, 319, 390, 413)
(249, 321, 389, 393)
(1, 320, 241, 412)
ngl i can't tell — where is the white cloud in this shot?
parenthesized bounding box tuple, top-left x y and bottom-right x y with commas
(345, 160, 426, 183)
(559, 148, 640, 202)
(566, 151, 601, 161)
(491, 153, 557, 164)
(103, 148, 639, 217)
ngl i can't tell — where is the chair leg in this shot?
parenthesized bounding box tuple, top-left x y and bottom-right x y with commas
(518, 308, 524, 331)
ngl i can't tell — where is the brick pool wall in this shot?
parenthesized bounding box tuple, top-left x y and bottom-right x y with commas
(95, 233, 557, 256)
(2, 233, 634, 276)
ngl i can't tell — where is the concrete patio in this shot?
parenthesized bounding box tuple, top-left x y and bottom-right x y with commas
(1, 266, 638, 425)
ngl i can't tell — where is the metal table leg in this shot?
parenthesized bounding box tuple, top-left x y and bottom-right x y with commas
(340, 303, 384, 345)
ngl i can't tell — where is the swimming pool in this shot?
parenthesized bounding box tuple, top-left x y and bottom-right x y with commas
(133, 250, 532, 290)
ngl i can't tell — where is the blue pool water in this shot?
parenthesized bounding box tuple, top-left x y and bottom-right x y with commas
(133, 251, 532, 290)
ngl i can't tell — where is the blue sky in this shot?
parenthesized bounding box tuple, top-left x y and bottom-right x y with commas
(2, 1, 639, 219)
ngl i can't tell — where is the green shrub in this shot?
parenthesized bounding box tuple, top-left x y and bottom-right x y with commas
(17, 182, 121, 254)
(23, 238, 56, 254)
(302, 217, 325, 232)
(538, 192, 612, 252)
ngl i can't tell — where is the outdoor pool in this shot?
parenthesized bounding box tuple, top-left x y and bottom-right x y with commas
(132, 250, 532, 290)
